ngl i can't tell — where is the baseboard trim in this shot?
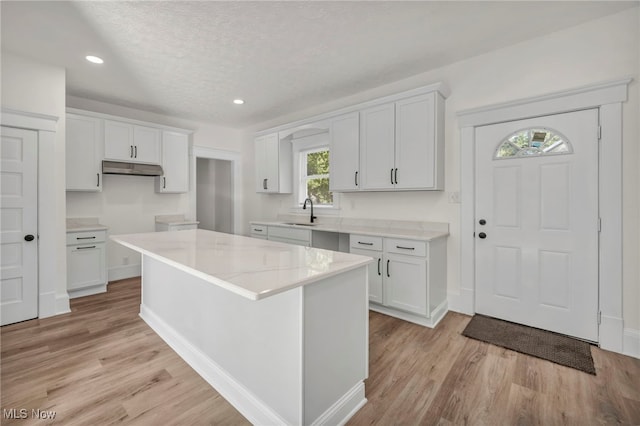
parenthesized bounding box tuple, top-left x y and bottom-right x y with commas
(310, 382, 366, 426)
(139, 304, 289, 426)
(68, 284, 107, 299)
(599, 314, 624, 354)
(108, 264, 141, 282)
(55, 292, 71, 316)
(623, 328, 640, 359)
(446, 288, 474, 316)
(369, 301, 447, 328)
(38, 291, 57, 318)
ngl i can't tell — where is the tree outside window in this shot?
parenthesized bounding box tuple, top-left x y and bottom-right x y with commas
(300, 148, 333, 206)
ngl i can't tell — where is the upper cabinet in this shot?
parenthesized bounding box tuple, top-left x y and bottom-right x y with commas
(360, 93, 444, 191)
(66, 113, 103, 192)
(155, 131, 189, 193)
(66, 109, 191, 192)
(255, 133, 292, 193)
(104, 120, 161, 164)
(329, 112, 360, 191)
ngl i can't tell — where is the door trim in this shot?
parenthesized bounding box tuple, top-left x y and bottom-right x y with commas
(456, 78, 631, 354)
(1, 108, 67, 319)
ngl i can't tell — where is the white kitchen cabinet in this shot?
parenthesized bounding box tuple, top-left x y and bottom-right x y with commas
(329, 112, 360, 191)
(394, 93, 443, 190)
(250, 224, 268, 239)
(66, 230, 107, 298)
(351, 92, 445, 191)
(350, 234, 447, 327)
(254, 133, 292, 193)
(267, 225, 311, 246)
(350, 235, 383, 304)
(359, 103, 396, 190)
(66, 113, 103, 192)
(104, 120, 161, 164)
(155, 131, 189, 193)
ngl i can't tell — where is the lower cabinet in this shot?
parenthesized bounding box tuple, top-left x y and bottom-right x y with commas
(249, 225, 268, 239)
(67, 230, 107, 299)
(267, 226, 311, 247)
(350, 234, 447, 327)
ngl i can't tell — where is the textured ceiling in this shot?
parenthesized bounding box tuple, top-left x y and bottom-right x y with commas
(1, 1, 636, 128)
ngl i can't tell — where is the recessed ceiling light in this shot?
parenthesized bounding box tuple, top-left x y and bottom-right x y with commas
(85, 55, 104, 64)
(233, 99, 244, 105)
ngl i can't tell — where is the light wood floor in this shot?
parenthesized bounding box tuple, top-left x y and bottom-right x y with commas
(2, 278, 639, 425)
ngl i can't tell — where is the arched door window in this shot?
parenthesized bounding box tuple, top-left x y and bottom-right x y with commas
(494, 128, 573, 159)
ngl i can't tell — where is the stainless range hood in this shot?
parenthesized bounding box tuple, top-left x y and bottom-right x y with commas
(102, 160, 163, 176)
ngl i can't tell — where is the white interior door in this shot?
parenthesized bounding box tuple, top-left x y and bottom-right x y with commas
(475, 109, 599, 341)
(1, 126, 38, 325)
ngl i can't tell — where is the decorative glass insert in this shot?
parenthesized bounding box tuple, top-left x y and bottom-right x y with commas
(494, 128, 572, 159)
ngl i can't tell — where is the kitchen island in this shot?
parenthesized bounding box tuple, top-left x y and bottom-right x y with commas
(111, 229, 372, 426)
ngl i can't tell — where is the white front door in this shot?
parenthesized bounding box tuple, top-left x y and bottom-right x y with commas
(475, 109, 599, 341)
(1, 126, 38, 326)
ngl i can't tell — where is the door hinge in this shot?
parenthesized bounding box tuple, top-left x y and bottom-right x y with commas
(597, 126, 602, 140)
(598, 217, 602, 232)
(597, 311, 602, 325)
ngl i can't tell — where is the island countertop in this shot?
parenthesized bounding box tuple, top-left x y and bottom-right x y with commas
(111, 229, 373, 301)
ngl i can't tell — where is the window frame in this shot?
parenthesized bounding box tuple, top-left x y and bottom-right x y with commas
(290, 132, 340, 213)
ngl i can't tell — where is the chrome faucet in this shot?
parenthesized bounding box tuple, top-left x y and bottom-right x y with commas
(303, 198, 317, 223)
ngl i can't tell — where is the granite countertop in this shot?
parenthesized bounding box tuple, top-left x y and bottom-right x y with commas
(66, 218, 109, 233)
(111, 229, 372, 301)
(249, 217, 449, 241)
(155, 214, 199, 226)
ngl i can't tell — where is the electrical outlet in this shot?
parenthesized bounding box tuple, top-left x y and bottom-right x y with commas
(448, 192, 460, 204)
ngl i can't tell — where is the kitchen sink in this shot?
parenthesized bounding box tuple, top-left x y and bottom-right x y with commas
(283, 222, 316, 227)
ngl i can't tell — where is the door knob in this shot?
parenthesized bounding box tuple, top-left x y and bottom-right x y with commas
(478, 232, 487, 239)
(479, 219, 486, 225)
(24, 234, 35, 241)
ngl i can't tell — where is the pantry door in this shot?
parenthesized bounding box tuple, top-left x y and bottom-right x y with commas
(1, 126, 38, 326)
(475, 109, 599, 341)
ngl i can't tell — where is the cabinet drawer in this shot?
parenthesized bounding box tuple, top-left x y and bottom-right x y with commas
(250, 225, 268, 237)
(350, 234, 383, 251)
(267, 226, 311, 243)
(384, 238, 426, 257)
(169, 224, 197, 231)
(66, 230, 106, 245)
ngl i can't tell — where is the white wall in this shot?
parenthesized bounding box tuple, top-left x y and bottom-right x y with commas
(244, 10, 640, 331)
(1, 52, 68, 312)
(66, 96, 244, 279)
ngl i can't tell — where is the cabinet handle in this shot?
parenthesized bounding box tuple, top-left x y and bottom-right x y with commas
(387, 259, 390, 277)
(355, 171, 358, 186)
(394, 168, 398, 184)
(130, 145, 134, 158)
(134, 145, 138, 158)
(253, 228, 263, 232)
(77, 245, 96, 250)
(263, 178, 268, 190)
(357, 241, 373, 246)
(396, 245, 415, 250)
(163, 177, 166, 189)
(97, 173, 100, 187)
(377, 258, 381, 276)
(390, 168, 394, 185)
(76, 236, 96, 240)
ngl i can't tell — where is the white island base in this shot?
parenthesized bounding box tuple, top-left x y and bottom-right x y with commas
(139, 254, 368, 425)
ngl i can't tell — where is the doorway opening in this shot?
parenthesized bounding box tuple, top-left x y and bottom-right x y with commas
(196, 158, 233, 234)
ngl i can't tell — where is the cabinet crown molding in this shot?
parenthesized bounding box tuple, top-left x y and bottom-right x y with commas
(66, 108, 192, 135)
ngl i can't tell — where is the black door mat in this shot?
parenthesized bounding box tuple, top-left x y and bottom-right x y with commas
(462, 314, 596, 375)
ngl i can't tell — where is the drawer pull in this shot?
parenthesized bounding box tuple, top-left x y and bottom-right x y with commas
(396, 245, 415, 250)
(77, 245, 96, 250)
(253, 228, 263, 232)
(358, 241, 374, 246)
(77, 236, 96, 240)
